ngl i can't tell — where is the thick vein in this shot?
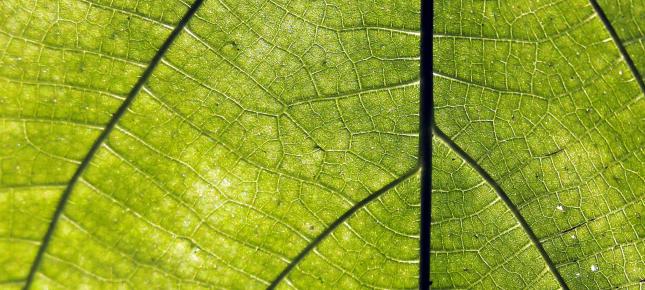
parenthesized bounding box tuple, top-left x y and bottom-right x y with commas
(589, 0, 645, 94)
(431, 125, 570, 290)
(419, 0, 433, 287)
(267, 165, 421, 289)
(21, 0, 206, 288)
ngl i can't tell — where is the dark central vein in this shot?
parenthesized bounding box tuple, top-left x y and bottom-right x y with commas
(418, 0, 433, 288)
(589, 0, 645, 95)
(431, 125, 570, 290)
(267, 166, 420, 289)
(22, 0, 205, 288)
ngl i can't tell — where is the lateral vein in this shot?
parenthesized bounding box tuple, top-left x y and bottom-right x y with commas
(22, 0, 206, 288)
(431, 125, 570, 290)
(589, 0, 645, 95)
(267, 166, 421, 289)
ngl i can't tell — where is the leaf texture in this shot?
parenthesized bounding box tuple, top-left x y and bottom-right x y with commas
(597, 0, 645, 82)
(433, 0, 644, 289)
(1, 0, 420, 288)
(0, 0, 643, 289)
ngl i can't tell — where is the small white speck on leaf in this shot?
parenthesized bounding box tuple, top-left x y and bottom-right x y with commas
(183, 217, 192, 229)
(239, 191, 250, 200)
(591, 265, 599, 272)
(556, 204, 565, 212)
(189, 247, 202, 263)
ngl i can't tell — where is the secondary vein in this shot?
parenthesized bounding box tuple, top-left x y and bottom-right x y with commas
(267, 165, 421, 289)
(431, 125, 570, 290)
(22, 0, 206, 288)
(589, 0, 645, 95)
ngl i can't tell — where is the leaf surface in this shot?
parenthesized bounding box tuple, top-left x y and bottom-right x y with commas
(433, 0, 644, 288)
(0, 0, 643, 289)
(1, 0, 420, 288)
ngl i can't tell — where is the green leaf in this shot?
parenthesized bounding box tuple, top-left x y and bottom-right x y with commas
(1, 0, 420, 289)
(596, 0, 645, 79)
(433, 0, 644, 289)
(0, 0, 642, 290)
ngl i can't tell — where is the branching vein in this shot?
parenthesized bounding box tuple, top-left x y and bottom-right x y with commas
(431, 125, 570, 290)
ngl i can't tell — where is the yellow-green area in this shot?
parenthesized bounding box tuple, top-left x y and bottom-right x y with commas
(434, 0, 644, 288)
(0, 0, 642, 289)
